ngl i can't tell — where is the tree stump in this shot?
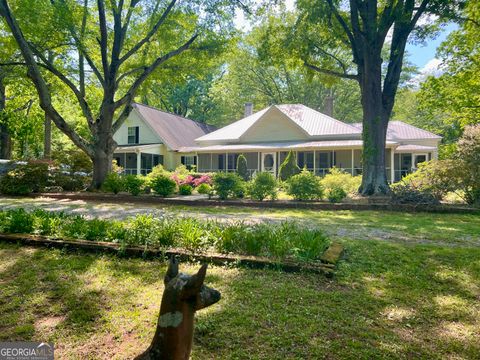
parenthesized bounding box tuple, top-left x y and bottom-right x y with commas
(136, 257, 221, 360)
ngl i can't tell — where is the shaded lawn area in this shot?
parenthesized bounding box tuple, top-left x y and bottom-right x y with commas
(1, 237, 479, 359)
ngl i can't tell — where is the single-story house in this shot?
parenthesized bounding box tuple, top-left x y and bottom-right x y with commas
(114, 103, 441, 182)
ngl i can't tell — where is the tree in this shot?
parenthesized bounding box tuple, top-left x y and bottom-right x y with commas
(236, 154, 248, 180)
(278, 150, 300, 181)
(292, 0, 462, 195)
(0, 0, 239, 188)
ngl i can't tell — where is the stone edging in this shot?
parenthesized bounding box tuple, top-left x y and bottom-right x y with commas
(18, 192, 479, 214)
(0, 233, 344, 277)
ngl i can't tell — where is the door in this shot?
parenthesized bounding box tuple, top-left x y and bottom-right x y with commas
(262, 152, 276, 177)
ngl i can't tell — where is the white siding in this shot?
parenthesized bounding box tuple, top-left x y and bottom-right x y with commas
(113, 109, 162, 145)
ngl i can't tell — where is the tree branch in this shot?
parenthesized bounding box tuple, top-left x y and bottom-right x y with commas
(97, 0, 110, 78)
(112, 33, 198, 133)
(118, 0, 177, 65)
(304, 61, 359, 81)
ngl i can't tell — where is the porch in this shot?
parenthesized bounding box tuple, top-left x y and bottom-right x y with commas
(197, 147, 435, 183)
(114, 144, 163, 175)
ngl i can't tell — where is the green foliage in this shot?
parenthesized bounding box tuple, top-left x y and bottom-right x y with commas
(278, 150, 300, 181)
(150, 175, 176, 197)
(0, 161, 49, 195)
(391, 182, 440, 205)
(123, 175, 144, 196)
(145, 165, 170, 185)
(196, 183, 212, 195)
(50, 172, 88, 191)
(248, 172, 277, 201)
(455, 124, 480, 205)
(327, 187, 347, 203)
(286, 169, 324, 201)
(102, 173, 124, 194)
(178, 184, 193, 195)
(212, 172, 245, 200)
(321, 167, 361, 195)
(0, 210, 330, 261)
(236, 154, 249, 180)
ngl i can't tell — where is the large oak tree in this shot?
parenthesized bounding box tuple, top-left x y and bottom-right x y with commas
(0, 0, 240, 187)
(295, 0, 463, 195)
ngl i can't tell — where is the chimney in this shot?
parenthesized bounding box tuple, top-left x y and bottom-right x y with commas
(244, 102, 253, 117)
(324, 96, 334, 117)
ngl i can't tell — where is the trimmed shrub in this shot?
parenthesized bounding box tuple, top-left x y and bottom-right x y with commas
(0, 161, 49, 195)
(102, 172, 125, 194)
(236, 154, 249, 180)
(179, 184, 193, 195)
(278, 150, 300, 181)
(145, 165, 170, 185)
(321, 167, 361, 195)
(248, 172, 277, 201)
(151, 175, 177, 197)
(212, 172, 245, 200)
(286, 169, 324, 201)
(197, 183, 212, 195)
(124, 175, 145, 196)
(391, 182, 440, 205)
(50, 172, 87, 192)
(327, 187, 347, 203)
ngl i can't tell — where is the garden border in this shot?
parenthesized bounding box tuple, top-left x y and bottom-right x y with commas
(0, 233, 342, 277)
(17, 192, 480, 214)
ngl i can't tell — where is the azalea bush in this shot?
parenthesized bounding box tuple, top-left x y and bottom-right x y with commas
(248, 172, 277, 201)
(0, 209, 330, 261)
(212, 172, 246, 200)
(0, 161, 50, 195)
(321, 167, 361, 195)
(286, 169, 324, 201)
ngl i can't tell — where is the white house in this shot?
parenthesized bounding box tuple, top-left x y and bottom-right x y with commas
(114, 103, 441, 182)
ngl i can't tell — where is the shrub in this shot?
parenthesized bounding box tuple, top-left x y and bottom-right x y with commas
(212, 172, 245, 200)
(236, 154, 249, 180)
(197, 183, 212, 195)
(192, 174, 212, 187)
(455, 124, 480, 205)
(145, 165, 170, 185)
(286, 169, 324, 201)
(278, 150, 300, 181)
(124, 175, 144, 196)
(248, 172, 277, 201)
(327, 187, 347, 203)
(178, 184, 193, 195)
(150, 175, 176, 197)
(102, 172, 124, 194)
(321, 167, 361, 195)
(0, 161, 49, 195)
(391, 182, 440, 205)
(50, 172, 87, 191)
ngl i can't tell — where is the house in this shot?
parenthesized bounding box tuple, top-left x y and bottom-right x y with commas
(113, 103, 214, 175)
(114, 103, 441, 183)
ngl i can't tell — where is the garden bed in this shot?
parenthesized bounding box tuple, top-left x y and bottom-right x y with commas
(0, 233, 340, 276)
(22, 192, 480, 214)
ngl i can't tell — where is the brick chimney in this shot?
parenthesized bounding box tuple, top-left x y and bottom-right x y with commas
(324, 96, 334, 117)
(244, 102, 253, 117)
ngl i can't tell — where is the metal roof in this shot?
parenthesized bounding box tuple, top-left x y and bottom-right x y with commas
(395, 144, 437, 152)
(351, 121, 441, 140)
(195, 104, 361, 143)
(180, 140, 398, 153)
(132, 103, 214, 151)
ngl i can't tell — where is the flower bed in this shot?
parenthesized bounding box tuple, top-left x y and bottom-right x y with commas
(0, 209, 330, 262)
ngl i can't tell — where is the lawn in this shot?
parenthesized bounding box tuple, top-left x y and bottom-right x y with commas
(1, 205, 480, 359)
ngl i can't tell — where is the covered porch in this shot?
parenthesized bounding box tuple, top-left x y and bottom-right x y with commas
(194, 141, 436, 183)
(114, 144, 163, 175)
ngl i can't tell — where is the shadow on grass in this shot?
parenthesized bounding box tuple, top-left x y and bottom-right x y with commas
(0, 240, 479, 359)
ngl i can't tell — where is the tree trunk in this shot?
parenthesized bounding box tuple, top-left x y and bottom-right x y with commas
(0, 75, 11, 160)
(90, 109, 116, 189)
(44, 113, 51, 160)
(358, 52, 390, 196)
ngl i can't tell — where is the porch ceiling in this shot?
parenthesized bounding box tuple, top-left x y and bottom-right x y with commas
(179, 140, 398, 153)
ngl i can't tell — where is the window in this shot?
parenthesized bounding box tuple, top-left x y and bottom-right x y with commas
(297, 152, 314, 170)
(128, 126, 139, 144)
(181, 155, 197, 170)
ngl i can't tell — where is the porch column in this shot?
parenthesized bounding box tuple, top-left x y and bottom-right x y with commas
(225, 152, 228, 172)
(390, 148, 395, 183)
(351, 149, 354, 175)
(313, 150, 316, 175)
(136, 151, 141, 175)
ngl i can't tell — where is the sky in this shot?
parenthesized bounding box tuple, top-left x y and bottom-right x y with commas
(234, 1, 456, 83)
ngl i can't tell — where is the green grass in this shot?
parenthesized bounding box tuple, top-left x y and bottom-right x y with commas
(1, 231, 480, 359)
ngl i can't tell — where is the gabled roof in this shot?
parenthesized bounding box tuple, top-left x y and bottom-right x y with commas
(196, 104, 361, 143)
(132, 103, 215, 151)
(351, 121, 441, 140)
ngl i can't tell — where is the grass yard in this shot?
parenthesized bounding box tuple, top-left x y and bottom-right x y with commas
(1, 205, 480, 359)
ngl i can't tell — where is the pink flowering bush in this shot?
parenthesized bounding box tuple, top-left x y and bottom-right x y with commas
(193, 174, 212, 187)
